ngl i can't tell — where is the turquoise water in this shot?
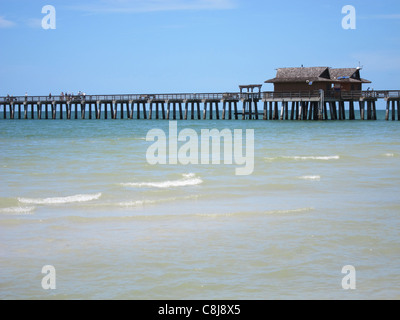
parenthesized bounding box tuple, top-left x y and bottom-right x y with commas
(1, 112, 399, 299)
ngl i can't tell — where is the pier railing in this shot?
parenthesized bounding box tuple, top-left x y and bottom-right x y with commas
(0, 93, 240, 103)
(1, 90, 400, 103)
(262, 91, 321, 99)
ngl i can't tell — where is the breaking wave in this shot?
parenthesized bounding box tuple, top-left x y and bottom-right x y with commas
(298, 175, 321, 181)
(121, 173, 203, 188)
(18, 193, 102, 205)
(0, 206, 35, 215)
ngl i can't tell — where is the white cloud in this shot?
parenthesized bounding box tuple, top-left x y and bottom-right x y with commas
(0, 16, 16, 28)
(67, 0, 236, 13)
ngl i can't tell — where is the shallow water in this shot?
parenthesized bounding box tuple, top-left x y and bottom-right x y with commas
(1, 111, 399, 299)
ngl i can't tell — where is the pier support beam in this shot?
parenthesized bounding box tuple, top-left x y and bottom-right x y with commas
(330, 102, 336, 120)
(10, 103, 14, 119)
(385, 100, 390, 120)
(142, 102, 147, 119)
(104, 103, 108, 119)
(372, 101, 377, 120)
(81, 102, 86, 119)
(52, 102, 56, 119)
(298, 102, 303, 120)
(268, 101, 274, 120)
(67, 103, 71, 119)
(290, 102, 295, 120)
(248, 100, 252, 119)
(323, 102, 328, 120)
(398, 101, 400, 121)
(154, 102, 158, 120)
(308, 102, 313, 120)
(172, 102, 176, 120)
(233, 101, 238, 120)
(96, 102, 101, 119)
(284, 102, 288, 120)
(178, 102, 183, 120)
(191, 102, 196, 120)
(263, 101, 267, 120)
(37, 103, 42, 120)
(368, 101, 374, 120)
(184, 102, 189, 120)
(359, 101, 365, 120)
(135, 102, 140, 119)
(392, 100, 396, 121)
(161, 102, 166, 120)
(166, 102, 170, 120)
(337, 101, 344, 120)
(222, 101, 226, 120)
(349, 101, 355, 120)
(128, 101, 133, 119)
(215, 102, 220, 120)
(148, 102, 153, 120)
(273, 102, 278, 120)
(303, 102, 308, 120)
(203, 101, 207, 120)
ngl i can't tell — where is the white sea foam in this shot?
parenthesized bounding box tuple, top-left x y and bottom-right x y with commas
(272, 207, 314, 214)
(286, 156, 339, 160)
(265, 155, 340, 161)
(121, 173, 203, 188)
(118, 195, 199, 207)
(196, 207, 314, 218)
(384, 153, 395, 157)
(298, 175, 321, 181)
(18, 193, 102, 205)
(0, 206, 35, 215)
(118, 200, 155, 207)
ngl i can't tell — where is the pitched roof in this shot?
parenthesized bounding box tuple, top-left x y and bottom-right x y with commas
(330, 68, 371, 83)
(265, 67, 331, 83)
(265, 67, 371, 84)
(330, 68, 359, 79)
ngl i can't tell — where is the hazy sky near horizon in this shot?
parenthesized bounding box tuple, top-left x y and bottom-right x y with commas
(0, 0, 399, 96)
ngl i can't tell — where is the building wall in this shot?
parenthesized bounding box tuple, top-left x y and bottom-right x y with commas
(274, 82, 332, 92)
(274, 82, 362, 92)
(338, 83, 362, 91)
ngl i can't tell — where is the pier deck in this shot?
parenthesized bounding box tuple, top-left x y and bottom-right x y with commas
(1, 90, 399, 121)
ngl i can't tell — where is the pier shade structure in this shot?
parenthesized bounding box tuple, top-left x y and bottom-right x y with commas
(1, 67, 399, 121)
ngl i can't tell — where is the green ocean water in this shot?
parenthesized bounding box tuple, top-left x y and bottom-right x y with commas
(0, 112, 399, 299)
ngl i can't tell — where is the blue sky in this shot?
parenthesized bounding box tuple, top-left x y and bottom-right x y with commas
(0, 0, 399, 96)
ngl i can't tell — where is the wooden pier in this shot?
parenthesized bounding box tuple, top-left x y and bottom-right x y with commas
(1, 90, 399, 121)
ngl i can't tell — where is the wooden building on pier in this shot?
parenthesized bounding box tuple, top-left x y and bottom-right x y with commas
(264, 66, 371, 92)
